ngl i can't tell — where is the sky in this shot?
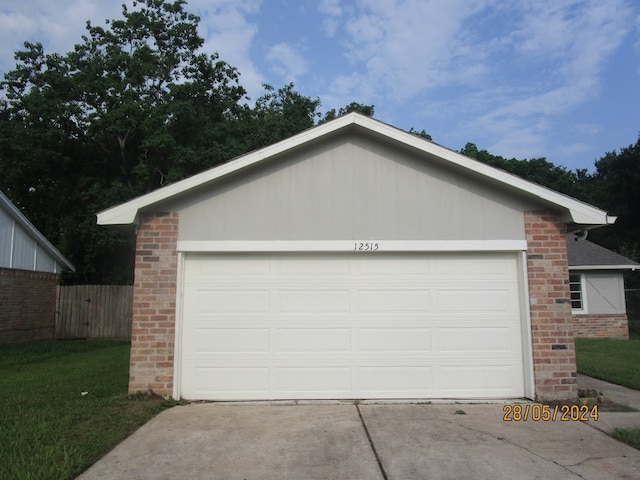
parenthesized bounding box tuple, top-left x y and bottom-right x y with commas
(0, 0, 638, 172)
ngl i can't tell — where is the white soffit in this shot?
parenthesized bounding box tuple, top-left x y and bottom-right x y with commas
(97, 113, 613, 228)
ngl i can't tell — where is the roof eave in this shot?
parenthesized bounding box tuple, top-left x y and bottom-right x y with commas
(96, 113, 615, 230)
(569, 265, 638, 271)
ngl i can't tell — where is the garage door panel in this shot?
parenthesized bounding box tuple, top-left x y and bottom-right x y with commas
(438, 327, 515, 352)
(438, 365, 522, 392)
(193, 367, 269, 393)
(180, 252, 525, 400)
(357, 290, 431, 312)
(194, 328, 270, 353)
(355, 257, 429, 276)
(437, 288, 516, 314)
(193, 255, 270, 276)
(358, 328, 432, 352)
(431, 254, 516, 278)
(275, 258, 350, 275)
(359, 366, 433, 392)
(277, 367, 352, 392)
(275, 290, 351, 313)
(276, 328, 351, 352)
(196, 290, 270, 313)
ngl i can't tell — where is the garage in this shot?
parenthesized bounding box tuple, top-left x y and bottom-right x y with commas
(179, 251, 525, 400)
(98, 113, 616, 401)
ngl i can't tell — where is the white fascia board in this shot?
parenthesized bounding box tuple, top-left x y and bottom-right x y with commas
(97, 113, 612, 227)
(0, 191, 75, 272)
(569, 265, 638, 271)
(177, 240, 528, 252)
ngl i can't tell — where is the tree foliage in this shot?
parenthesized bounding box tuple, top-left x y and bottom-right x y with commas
(319, 101, 374, 124)
(460, 142, 588, 201)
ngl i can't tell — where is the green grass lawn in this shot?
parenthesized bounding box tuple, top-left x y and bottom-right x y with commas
(0, 340, 176, 480)
(574, 337, 640, 390)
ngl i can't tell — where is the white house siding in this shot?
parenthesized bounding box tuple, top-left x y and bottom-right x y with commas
(583, 272, 626, 314)
(0, 205, 60, 274)
(174, 133, 535, 242)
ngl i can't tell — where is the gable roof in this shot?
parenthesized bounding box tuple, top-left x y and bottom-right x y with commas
(0, 190, 75, 273)
(567, 237, 638, 271)
(97, 113, 615, 230)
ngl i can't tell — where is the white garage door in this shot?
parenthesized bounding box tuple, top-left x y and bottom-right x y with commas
(180, 252, 525, 400)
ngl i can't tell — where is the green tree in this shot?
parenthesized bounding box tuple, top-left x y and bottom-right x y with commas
(246, 83, 321, 148)
(408, 127, 432, 141)
(460, 142, 586, 200)
(586, 138, 640, 257)
(319, 101, 374, 123)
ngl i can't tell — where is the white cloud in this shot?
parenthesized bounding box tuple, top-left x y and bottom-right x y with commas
(189, 0, 264, 100)
(318, 0, 344, 36)
(266, 42, 308, 83)
(336, 0, 494, 100)
(0, 1, 121, 73)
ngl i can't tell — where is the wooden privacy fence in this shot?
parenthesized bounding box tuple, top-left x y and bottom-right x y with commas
(56, 285, 133, 339)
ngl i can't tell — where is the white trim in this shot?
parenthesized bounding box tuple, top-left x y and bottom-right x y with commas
(569, 265, 638, 271)
(518, 251, 535, 400)
(177, 240, 528, 253)
(173, 252, 185, 401)
(569, 272, 587, 314)
(97, 113, 613, 228)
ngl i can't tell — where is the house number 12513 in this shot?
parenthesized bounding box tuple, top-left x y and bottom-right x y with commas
(354, 242, 379, 251)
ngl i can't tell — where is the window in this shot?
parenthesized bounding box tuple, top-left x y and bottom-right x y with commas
(569, 273, 583, 311)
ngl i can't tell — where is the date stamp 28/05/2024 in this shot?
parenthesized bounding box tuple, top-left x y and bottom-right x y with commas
(503, 404, 598, 422)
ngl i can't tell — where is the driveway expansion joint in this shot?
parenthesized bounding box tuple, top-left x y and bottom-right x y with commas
(356, 404, 388, 480)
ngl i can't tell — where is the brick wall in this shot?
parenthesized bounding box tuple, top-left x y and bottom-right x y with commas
(129, 212, 178, 397)
(573, 313, 629, 339)
(0, 267, 59, 344)
(525, 210, 578, 401)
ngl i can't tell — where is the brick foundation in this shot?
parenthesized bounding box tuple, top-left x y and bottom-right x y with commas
(572, 313, 629, 339)
(525, 210, 578, 401)
(0, 267, 59, 345)
(129, 212, 178, 397)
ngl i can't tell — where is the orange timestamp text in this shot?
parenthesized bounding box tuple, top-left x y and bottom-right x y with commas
(503, 404, 598, 422)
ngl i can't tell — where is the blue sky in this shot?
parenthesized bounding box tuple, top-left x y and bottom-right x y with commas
(0, 0, 638, 171)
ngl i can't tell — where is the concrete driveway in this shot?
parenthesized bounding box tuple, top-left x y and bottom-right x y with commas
(78, 402, 640, 480)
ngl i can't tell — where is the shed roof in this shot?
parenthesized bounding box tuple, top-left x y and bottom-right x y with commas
(97, 113, 616, 231)
(567, 236, 638, 270)
(0, 190, 75, 272)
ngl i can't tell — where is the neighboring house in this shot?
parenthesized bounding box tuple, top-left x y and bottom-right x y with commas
(98, 113, 617, 402)
(0, 190, 75, 344)
(567, 236, 638, 339)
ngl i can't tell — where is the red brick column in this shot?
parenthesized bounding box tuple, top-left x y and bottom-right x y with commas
(525, 210, 578, 401)
(129, 212, 178, 396)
